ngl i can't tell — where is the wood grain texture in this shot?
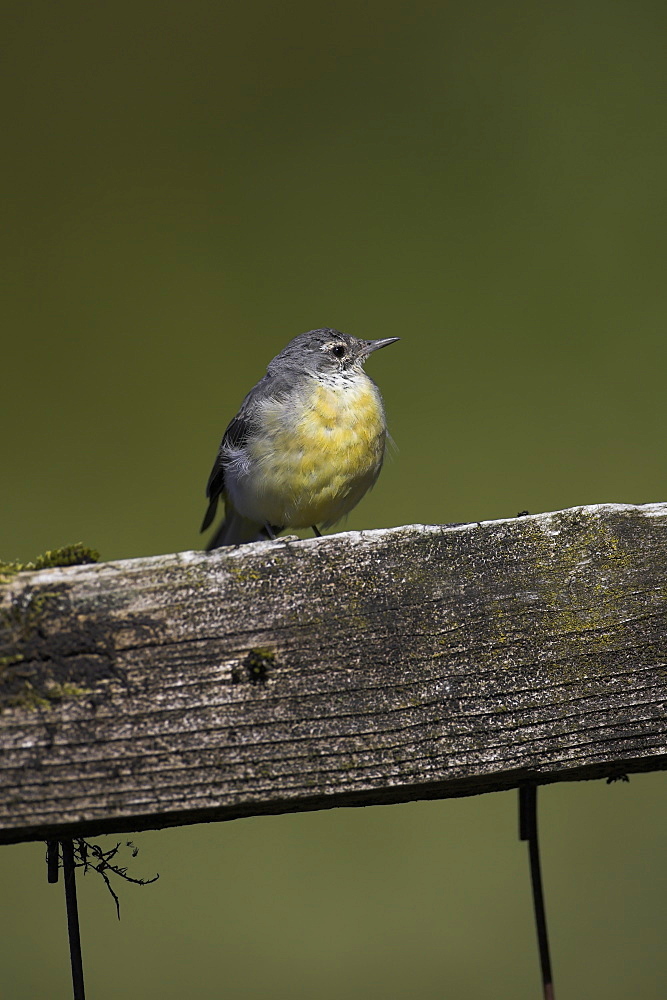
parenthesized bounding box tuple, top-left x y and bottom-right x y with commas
(1, 503, 667, 845)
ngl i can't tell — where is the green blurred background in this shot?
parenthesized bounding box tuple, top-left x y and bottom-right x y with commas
(2, 1, 667, 996)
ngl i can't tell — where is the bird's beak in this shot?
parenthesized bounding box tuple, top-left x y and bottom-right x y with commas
(363, 337, 400, 355)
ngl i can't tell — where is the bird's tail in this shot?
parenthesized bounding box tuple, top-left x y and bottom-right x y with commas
(206, 506, 283, 549)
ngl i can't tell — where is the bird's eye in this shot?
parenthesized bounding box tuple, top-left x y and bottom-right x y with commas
(331, 344, 346, 358)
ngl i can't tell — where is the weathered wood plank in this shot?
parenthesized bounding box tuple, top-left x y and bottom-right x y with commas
(1, 503, 667, 845)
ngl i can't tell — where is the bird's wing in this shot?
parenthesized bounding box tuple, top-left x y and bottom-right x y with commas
(200, 404, 254, 532)
(200, 374, 283, 533)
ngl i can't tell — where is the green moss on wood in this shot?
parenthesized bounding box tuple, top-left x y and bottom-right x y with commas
(1, 547, 98, 709)
(0, 543, 99, 587)
(6, 679, 91, 712)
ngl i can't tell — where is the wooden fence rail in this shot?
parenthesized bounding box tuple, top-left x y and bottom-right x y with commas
(1, 502, 666, 845)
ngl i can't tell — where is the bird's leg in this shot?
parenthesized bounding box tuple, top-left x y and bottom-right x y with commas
(311, 525, 322, 537)
(264, 524, 276, 540)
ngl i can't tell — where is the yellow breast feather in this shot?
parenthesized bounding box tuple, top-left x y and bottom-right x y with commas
(242, 373, 387, 527)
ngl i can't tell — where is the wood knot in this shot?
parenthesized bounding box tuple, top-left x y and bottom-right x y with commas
(233, 648, 277, 684)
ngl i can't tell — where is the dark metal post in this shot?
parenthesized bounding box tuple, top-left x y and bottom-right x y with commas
(46, 840, 59, 884)
(519, 785, 555, 1000)
(61, 839, 86, 1000)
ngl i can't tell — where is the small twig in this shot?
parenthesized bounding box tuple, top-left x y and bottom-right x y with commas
(62, 839, 86, 1000)
(46, 836, 158, 999)
(75, 839, 159, 920)
(519, 785, 555, 1000)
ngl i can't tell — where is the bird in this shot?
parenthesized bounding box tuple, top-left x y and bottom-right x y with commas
(200, 328, 399, 548)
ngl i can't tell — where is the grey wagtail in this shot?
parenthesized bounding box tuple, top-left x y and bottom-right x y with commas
(201, 328, 399, 548)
